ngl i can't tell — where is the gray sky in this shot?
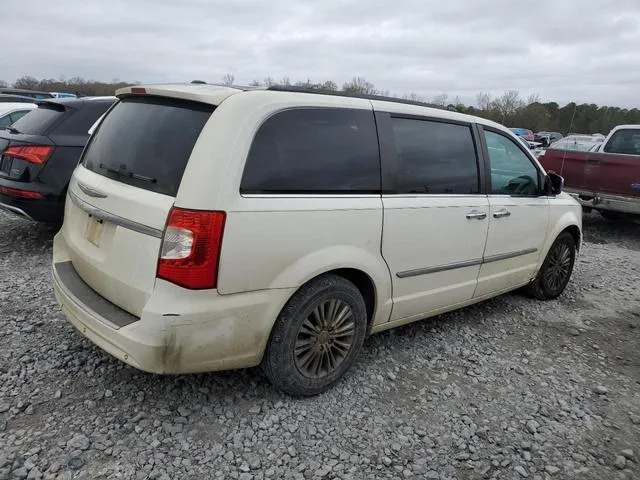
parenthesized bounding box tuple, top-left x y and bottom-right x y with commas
(4, 0, 640, 107)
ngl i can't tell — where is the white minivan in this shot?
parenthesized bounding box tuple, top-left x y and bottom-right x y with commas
(52, 83, 582, 395)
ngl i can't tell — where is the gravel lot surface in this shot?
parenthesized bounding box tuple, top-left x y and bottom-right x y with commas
(0, 210, 638, 480)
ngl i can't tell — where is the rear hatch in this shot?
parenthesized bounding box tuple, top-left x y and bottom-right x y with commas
(62, 95, 215, 317)
(0, 102, 68, 184)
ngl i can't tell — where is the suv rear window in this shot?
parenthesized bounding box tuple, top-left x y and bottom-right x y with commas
(52, 101, 114, 136)
(10, 103, 66, 135)
(241, 108, 380, 194)
(82, 96, 214, 197)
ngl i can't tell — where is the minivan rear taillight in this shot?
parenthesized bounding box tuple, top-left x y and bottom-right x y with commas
(3, 145, 54, 164)
(157, 208, 226, 290)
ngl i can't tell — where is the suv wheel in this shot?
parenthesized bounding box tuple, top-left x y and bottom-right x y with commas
(262, 274, 368, 396)
(526, 232, 576, 300)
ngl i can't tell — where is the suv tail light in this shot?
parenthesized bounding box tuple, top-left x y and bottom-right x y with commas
(157, 207, 226, 290)
(0, 186, 44, 199)
(3, 145, 54, 164)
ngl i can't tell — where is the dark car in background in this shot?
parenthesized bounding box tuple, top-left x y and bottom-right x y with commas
(534, 131, 563, 147)
(0, 94, 40, 104)
(0, 96, 116, 224)
(0, 88, 56, 100)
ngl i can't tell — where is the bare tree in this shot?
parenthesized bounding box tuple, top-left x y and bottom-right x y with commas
(493, 90, 524, 122)
(403, 92, 424, 102)
(342, 76, 378, 95)
(432, 93, 449, 107)
(476, 92, 493, 111)
(526, 93, 541, 106)
(12, 76, 40, 90)
(263, 76, 276, 87)
(320, 80, 338, 91)
(249, 79, 262, 87)
(0, 80, 8, 88)
(222, 73, 235, 86)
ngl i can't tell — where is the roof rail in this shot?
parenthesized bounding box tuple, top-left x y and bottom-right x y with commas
(266, 85, 449, 110)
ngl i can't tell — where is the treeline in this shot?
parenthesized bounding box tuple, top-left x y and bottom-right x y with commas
(3, 76, 131, 97)
(4, 75, 639, 135)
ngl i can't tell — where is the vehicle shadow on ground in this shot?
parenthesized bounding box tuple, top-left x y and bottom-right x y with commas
(0, 213, 59, 255)
(582, 212, 640, 250)
(74, 293, 520, 408)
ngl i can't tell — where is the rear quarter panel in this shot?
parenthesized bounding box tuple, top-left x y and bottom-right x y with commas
(174, 91, 394, 327)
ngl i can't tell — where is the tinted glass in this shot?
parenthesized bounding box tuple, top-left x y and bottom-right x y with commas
(603, 129, 640, 155)
(9, 110, 31, 123)
(10, 104, 65, 135)
(241, 108, 380, 194)
(0, 113, 12, 128)
(485, 130, 539, 196)
(82, 96, 214, 197)
(391, 118, 479, 194)
(52, 101, 114, 136)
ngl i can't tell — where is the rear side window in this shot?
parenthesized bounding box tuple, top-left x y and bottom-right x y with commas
(9, 110, 31, 123)
(0, 113, 12, 128)
(82, 96, 214, 197)
(240, 108, 380, 194)
(10, 104, 66, 135)
(391, 118, 479, 194)
(603, 129, 640, 155)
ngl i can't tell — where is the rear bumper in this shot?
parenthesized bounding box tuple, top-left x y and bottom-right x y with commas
(0, 192, 64, 223)
(52, 232, 293, 374)
(565, 188, 640, 215)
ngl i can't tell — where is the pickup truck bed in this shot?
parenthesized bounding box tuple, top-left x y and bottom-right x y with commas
(538, 127, 640, 217)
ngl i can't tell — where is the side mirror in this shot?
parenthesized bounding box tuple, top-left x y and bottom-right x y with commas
(544, 171, 564, 196)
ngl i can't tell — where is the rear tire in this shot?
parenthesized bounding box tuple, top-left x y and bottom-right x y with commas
(261, 274, 368, 396)
(526, 232, 576, 300)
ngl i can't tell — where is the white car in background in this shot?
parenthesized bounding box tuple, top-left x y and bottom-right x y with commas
(0, 102, 37, 129)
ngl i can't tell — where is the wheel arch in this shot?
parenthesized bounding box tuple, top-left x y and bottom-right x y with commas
(538, 209, 582, 271)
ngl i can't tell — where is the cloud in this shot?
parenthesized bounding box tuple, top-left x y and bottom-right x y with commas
(2, 0, 639, 106)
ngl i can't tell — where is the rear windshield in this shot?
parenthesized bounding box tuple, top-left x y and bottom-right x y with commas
(10, 103, 66, 135)
(82, 96, 214, 197)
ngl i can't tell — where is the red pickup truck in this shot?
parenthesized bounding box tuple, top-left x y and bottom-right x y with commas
(538, 125, 640, 219)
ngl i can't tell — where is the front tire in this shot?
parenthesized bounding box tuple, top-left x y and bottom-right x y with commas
(262, 274, 368, 396)
(526, 232, 576, 300)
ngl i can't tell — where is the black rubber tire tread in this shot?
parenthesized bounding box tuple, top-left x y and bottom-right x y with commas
(526, 231, 576, 300)
(261, 274, 367, 396)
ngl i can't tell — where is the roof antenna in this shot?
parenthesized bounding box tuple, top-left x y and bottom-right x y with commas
(560, 102, 578, 176)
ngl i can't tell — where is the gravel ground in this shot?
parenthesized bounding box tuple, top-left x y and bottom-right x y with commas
(0, 210, 638, 480)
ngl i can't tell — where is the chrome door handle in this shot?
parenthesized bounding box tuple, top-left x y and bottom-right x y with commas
(466, 211, 487, 220)
(493, 209, 511, 219)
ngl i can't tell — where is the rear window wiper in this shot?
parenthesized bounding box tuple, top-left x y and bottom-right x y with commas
(6, 126, 21, 134)
(99, 163, 157, 184)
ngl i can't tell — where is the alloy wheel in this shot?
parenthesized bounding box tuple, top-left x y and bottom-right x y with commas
(294, 299, 356, 378)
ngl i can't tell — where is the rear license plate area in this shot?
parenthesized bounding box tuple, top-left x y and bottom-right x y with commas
(85, 215, 105, 247)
